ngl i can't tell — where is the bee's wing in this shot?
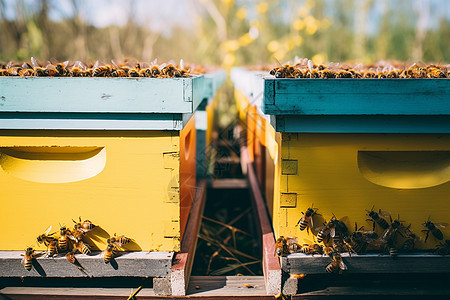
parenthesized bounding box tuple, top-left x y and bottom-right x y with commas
(286, 237, 298, 245)
(307, 59, 314, 72)
(309, 218, 314, 229)
(437, 223, 448, 228)
(339, 260, 347, 270)
(44, 225, 52, 235)
(379, 211, 391, 218)
(330, 228, 336, 238)
(31, 57, 40, 68)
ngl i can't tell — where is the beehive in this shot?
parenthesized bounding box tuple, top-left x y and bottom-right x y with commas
(232, 67, 450, 250)
(0, 74, 221, 252)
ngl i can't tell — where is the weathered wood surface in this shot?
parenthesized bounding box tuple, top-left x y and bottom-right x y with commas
(0, 76, 209, 114)
(186, 276, 267, 296)
(263, 78, 450, 115)
(0, 251, 173, 277)
(211, 178, 248, 189)
(0, 287, 156, 297)
(282, 253, 450, 274)
(171, 180, 207, 296)
(241, 144, 282, 295)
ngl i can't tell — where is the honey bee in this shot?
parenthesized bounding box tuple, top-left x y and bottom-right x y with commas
(335, 70, 352, 78)
(426, 65, 447, 78)
(43, 64, 58, 76)
(422, 216, 447, 242)
(324, 247, 347, 273)
(296, 205, 320, 233)
(103, 243, 117, 264)
(300, 241, 323, 256)
(387, 70, 400, 78)
(37, 226, 56, 246)
(342, 236, 359, 255)
(70, 61, 86, 77)
(381, 215, 405, 244)
(363, 71, 376, 78)
(19, 62, 34, 77)
(107, 233, 130, 247)
(74, 241, 91, 255)
(434, 240, 450, 255)
(46, 239, 58, 257)
(274, 236, 288, 257)
(58, 226, 71, 251)
(55, 61, 69, 76)
(93, 61, 112, 77)
(377, 72, 387, 78)
(149, 59, 161, 77)
(316, 215, 340, 243)
(366, 206, 390, 231)
(350, 223, 378, 253)
(21, 247, 44, 271)
(73, 217, 95, 233)
(161, 63, 177, 77)
(285, 237, 301, 253)
(31, 57, 46, 76)
(400, 224, 416, 252)
(319, 69, 335, 79)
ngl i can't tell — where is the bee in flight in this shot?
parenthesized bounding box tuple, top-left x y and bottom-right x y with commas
(422, 216, 447, 242)
(296, 204, 320, 234)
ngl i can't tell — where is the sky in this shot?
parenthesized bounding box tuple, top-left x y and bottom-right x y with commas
(2, 0, 450, 37)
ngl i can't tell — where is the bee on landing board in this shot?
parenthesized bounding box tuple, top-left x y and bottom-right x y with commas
(58, 226, 71, 252)
(21, 247, 44, 271)
(103, 243, 117, 264)
(107, 233, 130, 247)
(324, 247, 347, 273)
(274, 236, 288, 257)
(46, 239, 58, 258)
(37, 225, 56, 246)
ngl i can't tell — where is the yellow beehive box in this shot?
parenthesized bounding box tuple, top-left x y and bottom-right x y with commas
(273, 133, 450, 250)
(0, 125, 198, 251)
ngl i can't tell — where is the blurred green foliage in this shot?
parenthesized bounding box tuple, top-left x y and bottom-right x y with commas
(0, 0, 448, 67)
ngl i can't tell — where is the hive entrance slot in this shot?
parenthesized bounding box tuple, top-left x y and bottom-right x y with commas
(0, 146, 106, 183)
(358, 150, 450, 189)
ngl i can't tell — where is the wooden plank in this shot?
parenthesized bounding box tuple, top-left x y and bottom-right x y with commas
(241, 145, 282, 295)
(0, 287, 156, 297)
(276, 115, 450, 133)
(294, 286, 450, 298)
(0, 251, 173, 277)
(263, 78, 450, 115)
(186, 276, 267, 296)
(282, 253, 450, 275)
(171, 180, 207, 296)
(211, 179, 248, 189)
(0, 112, 184, 130)
(0, 76, 209, 114)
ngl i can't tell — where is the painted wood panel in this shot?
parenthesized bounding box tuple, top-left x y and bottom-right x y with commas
(263, 78, 450, 115)
(0, 76, 207, 113)
(0, 131, 181, 251)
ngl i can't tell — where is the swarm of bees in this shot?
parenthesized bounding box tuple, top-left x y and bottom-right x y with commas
(269, 58, 449, 79)
(0, 58, 208, 78)
(275, 204, 449, 274)
(21, 217, 132, 272)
